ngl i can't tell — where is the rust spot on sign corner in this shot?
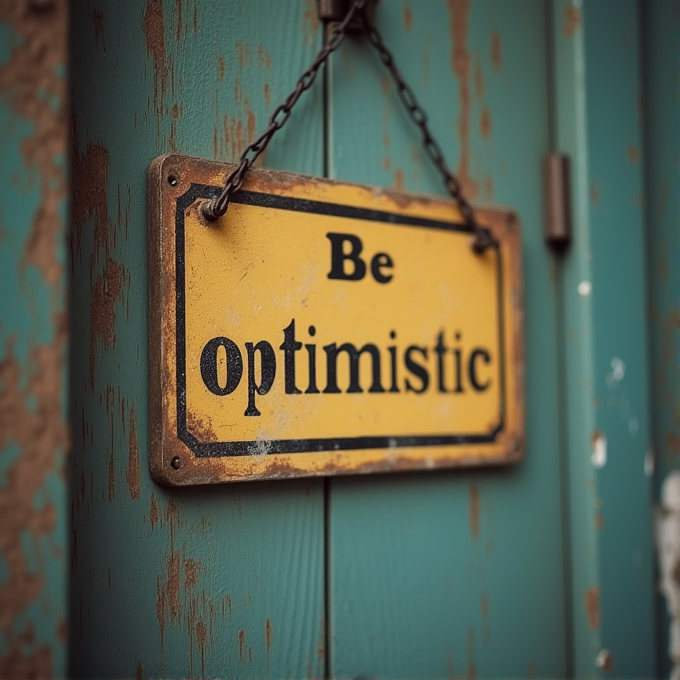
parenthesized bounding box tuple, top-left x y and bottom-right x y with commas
(585, 586, 600, 629)
(447, 0, 478, 199)
(89, 258, 125, 389)
(404, 3, 413, 31)
(491, 32, 502, 71)
(143, 0, 169, 109)
(563, 6, 581, 37)
(266, 618, 272, 657)
(127, 406, 140, 499)
(469, 483, 480, 538)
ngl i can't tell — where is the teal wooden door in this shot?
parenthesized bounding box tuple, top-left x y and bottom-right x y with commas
(67, 1, 657, 678)
(327, 3, 567, 677)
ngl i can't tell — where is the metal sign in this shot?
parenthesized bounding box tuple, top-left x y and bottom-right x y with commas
(148, 154, 524, 485)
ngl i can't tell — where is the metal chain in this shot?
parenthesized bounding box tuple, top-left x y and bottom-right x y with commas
(201, 0, 367, 221)
(360, 12, 494, 251)
(202, 0, 493, 253)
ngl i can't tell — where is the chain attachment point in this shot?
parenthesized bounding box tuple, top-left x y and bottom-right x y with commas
(206, 0, 494, 253)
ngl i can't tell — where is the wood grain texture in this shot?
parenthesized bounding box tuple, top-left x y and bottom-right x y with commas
(69, 1, 325, 677)
(326, 1, 568, 677)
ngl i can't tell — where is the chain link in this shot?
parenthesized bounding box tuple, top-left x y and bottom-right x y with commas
(202, 0, 493, 252)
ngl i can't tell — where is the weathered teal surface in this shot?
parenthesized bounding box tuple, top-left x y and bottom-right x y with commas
(551, 0, 655, 676)
(328, 1, 568, 677)
(644, 1, 680, 677)
(0, 2, 69, 677)
(66, 0, 665, 677)
(69, 1, 325, 677)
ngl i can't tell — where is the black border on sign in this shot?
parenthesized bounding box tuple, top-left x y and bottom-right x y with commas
(175, 184, 506, 458)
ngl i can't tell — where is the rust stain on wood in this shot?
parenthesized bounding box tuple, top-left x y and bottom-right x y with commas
(0, 338, 67, 676)
(474, 61, 484, 99)
(238, 629, 246, 662)
(0, 0, 68, 288)
(469, 483, 480, 538)
(150, 491, 159, 528)
(447, 0, 478, 198)
(480, 105, 491, 139)
(266, 618, 272, 657)
(563, 6, 581, 37)
(586, 586, 600, 629)
(126, 406, 140, 499)
(93, 10, 106, 56)
(90, 258, 125, 389)
(302, 0, 320, 44)
(143, 0, 168, 110)
(403, 3, 413, 31)
(394, 168, 405, 191)
(627, 145, 639, 164)
(72, 139, 111, 264)
(107, 452, 115, 500)
(491, 32, 502, 71)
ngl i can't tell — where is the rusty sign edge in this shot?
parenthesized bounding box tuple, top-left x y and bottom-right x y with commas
(147, 153, 525, 486)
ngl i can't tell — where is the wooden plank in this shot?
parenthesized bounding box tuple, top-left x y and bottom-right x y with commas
(69, 1, 325, 677)
(551, 0, 656, 674)
(644, 2, 680, 676)
(0, 2, 69, 677)
(326, 1, 568, 677)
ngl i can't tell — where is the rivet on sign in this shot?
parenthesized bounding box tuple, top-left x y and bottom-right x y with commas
(171, 456, 181, 470)
(168, 174, 178, 187)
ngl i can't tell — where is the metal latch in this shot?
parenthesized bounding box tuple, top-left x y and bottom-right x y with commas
(318, 0, 377, 33)
(543, 153, 572, 249)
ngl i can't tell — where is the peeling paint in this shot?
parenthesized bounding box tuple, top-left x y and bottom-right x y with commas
(447, 0, 477, 198)
(586, 586, 600, 629)
(0, 0, 68, 675)
(656, 472, 680, 676)
(592, 431, 607, 469)
(563, 6, 581, 37)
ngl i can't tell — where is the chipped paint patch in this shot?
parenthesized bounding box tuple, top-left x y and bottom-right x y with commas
(656, 472, 680, 676)
(586, 586, 600, 629)
(578, 280, 592, 297)
(0, 1, 68, 675)
(605, 357, 625, 387)
(592, 431, 607, 469)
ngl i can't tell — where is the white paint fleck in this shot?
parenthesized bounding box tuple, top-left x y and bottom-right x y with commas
(592, 432, 607, 469)
(606, 357, 626, 387)
(645, 447, 655, 477)
(656, 472, 680, 677)
(578, 280, 592, 297)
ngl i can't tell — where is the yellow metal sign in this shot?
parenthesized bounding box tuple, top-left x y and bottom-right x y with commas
(148, 155, 524, 485)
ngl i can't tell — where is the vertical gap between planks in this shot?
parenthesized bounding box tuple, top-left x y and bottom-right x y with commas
(322, 21, 332, 679)
(545, 0, 575, 675)
(638, 2, 663, 676)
